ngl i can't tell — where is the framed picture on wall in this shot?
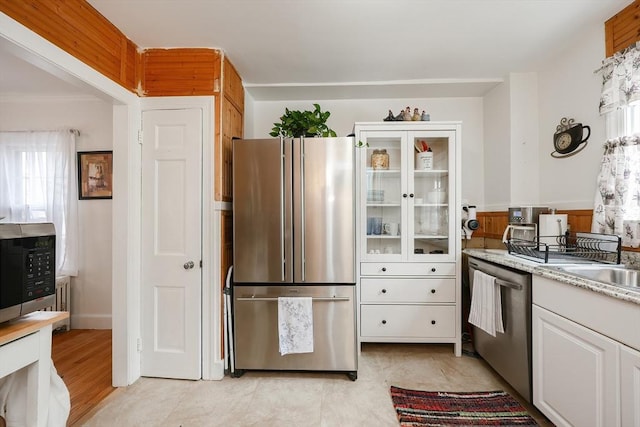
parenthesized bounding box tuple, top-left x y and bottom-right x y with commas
(78, 151, 113, 200)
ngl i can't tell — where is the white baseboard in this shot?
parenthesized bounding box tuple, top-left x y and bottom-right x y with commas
(71, 314, 112, 329)
(203, 359, 225, 380)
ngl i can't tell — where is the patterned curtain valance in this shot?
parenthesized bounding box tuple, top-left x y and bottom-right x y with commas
(603, 134, 640, 152)
(598, 41, 640, 115)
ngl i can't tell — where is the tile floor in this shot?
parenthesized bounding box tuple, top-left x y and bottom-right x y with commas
(83, 343, 553, 426)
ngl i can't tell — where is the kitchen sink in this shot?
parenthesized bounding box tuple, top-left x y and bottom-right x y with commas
(553, 265, 640, 292)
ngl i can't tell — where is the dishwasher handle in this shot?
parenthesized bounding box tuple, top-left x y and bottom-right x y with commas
(495, 278, 523, 291)
(469, 261, 524, 291)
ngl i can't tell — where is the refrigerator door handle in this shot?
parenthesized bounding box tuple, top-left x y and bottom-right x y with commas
(300, 137, 306, 282)
(280, 137, 286, 281)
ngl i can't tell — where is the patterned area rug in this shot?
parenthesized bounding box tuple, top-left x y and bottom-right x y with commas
(390, 386, 538, 426)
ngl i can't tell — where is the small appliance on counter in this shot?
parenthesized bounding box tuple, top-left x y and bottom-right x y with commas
(0, 223, 56, 323)
(502, 206, 548, 243)
(537, 212, 568, 247)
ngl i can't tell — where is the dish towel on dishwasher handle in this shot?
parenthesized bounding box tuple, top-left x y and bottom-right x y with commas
(468, 270, 505, 337)
(278, 297, 314, 355)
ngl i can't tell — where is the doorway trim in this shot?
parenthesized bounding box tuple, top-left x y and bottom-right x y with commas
(140, 96, 220, 380)
(0, 12, 141, 386)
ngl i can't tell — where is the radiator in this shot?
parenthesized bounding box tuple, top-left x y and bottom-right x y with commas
(42, 275, 71, 331)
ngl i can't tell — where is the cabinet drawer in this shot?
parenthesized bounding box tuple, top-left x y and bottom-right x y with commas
(360, 305, 455, 338)
(533, 276, 640, 351)
(360, 262, 455, 276)
(360, 278, 455, 303)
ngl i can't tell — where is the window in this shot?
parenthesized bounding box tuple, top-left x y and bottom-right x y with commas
(0, 130, 79, 275)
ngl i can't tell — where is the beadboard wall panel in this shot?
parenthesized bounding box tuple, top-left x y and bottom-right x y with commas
(0, 0, 140, 91)
(605, 0, 640, 57)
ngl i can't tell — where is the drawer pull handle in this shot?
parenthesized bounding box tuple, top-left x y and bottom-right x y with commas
(382, 320, 387, 325)
(403, 193, 408, 198)
(431, 320, 436, 325)
(431, 268, 436, 272)
(381, 289, 387, 293)
(409, 193, 414, 198)
(381, 267, 387, 272)
(430, 289, 436, 294)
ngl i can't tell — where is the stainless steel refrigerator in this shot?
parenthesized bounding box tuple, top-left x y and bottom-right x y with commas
(232, 136, 357, 380)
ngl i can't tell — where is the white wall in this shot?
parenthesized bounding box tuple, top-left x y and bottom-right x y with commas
(510, 73, 540, 206)
(537, 23, 606, 210)
(0, 95, 113, 329)
(483, 77, 512, 210)
(248, 97, 485, 207)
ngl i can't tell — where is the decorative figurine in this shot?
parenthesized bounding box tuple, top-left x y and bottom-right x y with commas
(394, 110, 405, 121)
(403, 106, 412, 121)
(412, 108, 421, 121)
(421, 110, 431, 121)
(383, 110, 395, 121)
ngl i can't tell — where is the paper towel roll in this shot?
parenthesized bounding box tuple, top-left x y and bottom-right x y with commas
(538, 214, 568, 247)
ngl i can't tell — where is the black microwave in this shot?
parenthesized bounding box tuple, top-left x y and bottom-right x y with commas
(0, 223, 56, 324)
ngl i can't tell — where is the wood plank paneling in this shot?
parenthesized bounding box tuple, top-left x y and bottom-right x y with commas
(215, 56, 243, 202)
(557, 209, 593, 233)
(223, 59, 244, 111)
(218, 96, 242, 202)
(605, 0, 640, 56)
(475, 211, 510, 240)
(0, 0, 139, 92)
(141, 48, 221, 96)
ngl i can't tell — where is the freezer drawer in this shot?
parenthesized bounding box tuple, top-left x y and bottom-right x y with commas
(233, 285, 357, 372)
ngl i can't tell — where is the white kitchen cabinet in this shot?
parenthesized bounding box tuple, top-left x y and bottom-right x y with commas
(354, 122, 461, 356)
(532, 275, 640, 427)
(532, 305, 618, 427)
(621, 345, 640, 427)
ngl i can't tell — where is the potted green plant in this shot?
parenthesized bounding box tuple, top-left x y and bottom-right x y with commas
(269, 103, 337, 138)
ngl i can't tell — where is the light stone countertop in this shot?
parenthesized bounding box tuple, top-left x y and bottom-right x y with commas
(464, 248, 640, 306)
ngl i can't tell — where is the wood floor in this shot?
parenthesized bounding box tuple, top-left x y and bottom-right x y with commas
(52, 329, 115, 426)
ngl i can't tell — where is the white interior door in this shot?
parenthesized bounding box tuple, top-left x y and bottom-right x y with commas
(141, 108, 202, 379)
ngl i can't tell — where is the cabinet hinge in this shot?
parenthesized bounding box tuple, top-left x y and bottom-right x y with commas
(137, 338, 142, 352)
(138, 130, 143, 145)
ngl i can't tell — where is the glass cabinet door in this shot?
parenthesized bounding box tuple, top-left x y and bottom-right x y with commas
(408, 131, 455, 260)
(361, 131, 404, 259)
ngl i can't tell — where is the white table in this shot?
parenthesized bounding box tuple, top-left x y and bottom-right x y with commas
(0, 311, 69, 427)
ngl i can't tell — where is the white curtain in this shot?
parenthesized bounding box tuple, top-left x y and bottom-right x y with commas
(598, 41, 640, 116)
(0, 131, 79, 276)
(594, 41, 640, 246)
(591, 135, 640, 247)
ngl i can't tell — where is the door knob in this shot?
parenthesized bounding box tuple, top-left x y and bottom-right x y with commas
(183, 261, 195, 270)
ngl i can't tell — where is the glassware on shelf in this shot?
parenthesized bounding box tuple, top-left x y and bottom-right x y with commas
(427, 178, 446, 204)
(367, 217, 382, 235)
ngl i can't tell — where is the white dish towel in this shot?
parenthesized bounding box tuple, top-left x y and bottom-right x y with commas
(468, 270, 505, 337)
(278, 297, 314, 355)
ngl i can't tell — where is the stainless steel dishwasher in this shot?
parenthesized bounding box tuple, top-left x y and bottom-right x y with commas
(468, 257, 532, 403)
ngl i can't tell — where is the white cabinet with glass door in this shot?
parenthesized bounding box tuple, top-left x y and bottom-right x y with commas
(357, 125, 458, 261)
(354, 122, 461, 356)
